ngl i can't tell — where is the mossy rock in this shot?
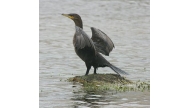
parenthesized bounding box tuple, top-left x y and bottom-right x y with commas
(68, 74, 150, 92)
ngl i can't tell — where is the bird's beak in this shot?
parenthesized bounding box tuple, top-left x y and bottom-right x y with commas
(62, 14, 74, 20)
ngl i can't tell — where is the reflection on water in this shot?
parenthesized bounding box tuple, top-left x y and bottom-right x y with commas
(40, 0, 149, 107)
(72, 89, 150, 108)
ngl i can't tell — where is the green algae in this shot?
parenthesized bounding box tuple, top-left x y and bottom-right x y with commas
(68, 74, 150, 92)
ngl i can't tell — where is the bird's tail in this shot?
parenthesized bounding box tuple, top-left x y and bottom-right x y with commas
(109, 64, 129, 76)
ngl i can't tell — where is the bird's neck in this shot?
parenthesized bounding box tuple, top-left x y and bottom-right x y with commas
(74, 19, 83, 29)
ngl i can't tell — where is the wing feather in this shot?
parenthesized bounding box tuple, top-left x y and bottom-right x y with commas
(74, 26, 96, 54)
(91, 27, 114, 56)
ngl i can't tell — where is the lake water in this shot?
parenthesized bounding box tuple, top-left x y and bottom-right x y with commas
(39, 0, 150, 107)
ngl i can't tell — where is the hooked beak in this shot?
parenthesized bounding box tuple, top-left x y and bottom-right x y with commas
(62, 14, 74, 20)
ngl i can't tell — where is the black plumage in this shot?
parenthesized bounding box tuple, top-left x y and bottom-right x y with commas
(62, 13, 128, 76)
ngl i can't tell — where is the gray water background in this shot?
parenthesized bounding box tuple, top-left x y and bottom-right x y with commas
(40, 0, 150, 107)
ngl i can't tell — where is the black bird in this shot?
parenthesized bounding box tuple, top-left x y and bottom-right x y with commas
(62, 13, 128, 76)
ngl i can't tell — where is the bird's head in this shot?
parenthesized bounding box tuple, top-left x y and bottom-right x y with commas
(62, 13, 81, 20)
(62, 13, 83, 29)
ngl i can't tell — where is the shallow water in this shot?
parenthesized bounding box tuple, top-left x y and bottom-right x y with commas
(40, 0, 150, 107)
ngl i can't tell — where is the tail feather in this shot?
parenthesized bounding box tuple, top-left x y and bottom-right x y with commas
(109, 64, 129, 76)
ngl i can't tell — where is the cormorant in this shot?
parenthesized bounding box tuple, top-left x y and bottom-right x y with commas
(62, 13, 128, 76)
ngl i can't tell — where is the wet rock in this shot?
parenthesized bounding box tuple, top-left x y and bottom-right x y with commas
(68, 74, 150, 92)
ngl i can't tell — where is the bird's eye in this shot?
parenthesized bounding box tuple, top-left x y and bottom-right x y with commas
(69, 15, 75, 19)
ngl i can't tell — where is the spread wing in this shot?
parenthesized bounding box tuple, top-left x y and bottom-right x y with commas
(91, 27, 114, 56)
(74, 26, 96, 55)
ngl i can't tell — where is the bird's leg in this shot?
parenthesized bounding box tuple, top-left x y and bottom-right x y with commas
(85, 66, 91, 75)
(85, 64, 91, 76)
(94, 67, 97, 74)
